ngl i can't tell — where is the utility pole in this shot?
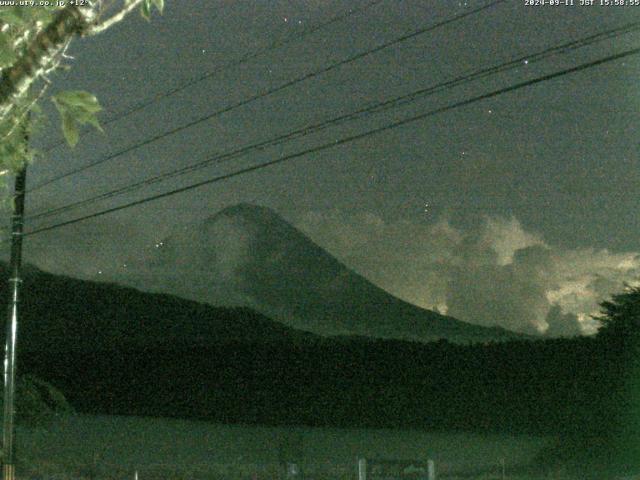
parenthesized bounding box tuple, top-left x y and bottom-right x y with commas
(2, 128, 28, 480)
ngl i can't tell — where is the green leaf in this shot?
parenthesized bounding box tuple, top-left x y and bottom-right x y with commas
(52, 91, 103, 147)
(51, 90, 103, 147)
(60, 110, 79, 147)
(30, 6, 57, 23)
(141, 0, 163, 19)
(0, 7, 29, 26)
(0, 32, 16, 68)
(73, 108, 103, 132)
(53, 91, 102, 113)
(0, 126, 31, 172)
(151, 0, 165, 14)
(86, 114, 103, 133)
(141, 0, 152, 20)
(29, 102, 42, 116)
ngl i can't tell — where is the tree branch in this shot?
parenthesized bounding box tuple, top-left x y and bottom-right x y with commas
(0, 5, 96, 125)
(0, 83, 49, 143)
(87, 0, 144, 35)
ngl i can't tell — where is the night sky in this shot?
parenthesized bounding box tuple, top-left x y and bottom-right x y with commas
(10, 0, 640, 335)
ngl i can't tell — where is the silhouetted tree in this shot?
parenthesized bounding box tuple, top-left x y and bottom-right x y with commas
(584, 283, 640, 476)
(595, 283, 640, 344)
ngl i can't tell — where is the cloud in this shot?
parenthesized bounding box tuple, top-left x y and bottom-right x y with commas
(545, 304, 582, 338)
(296, 210, 640, 336)
(446, 244, 554, 335)
(477, 217, 544, 266)
(296, 210, 461, 314)
(17, 205, 640, 338)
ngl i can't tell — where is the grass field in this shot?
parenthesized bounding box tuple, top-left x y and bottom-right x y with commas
(11, 414, 557, 479)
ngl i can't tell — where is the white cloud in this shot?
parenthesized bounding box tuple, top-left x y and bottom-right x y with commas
(20, 206, 640, 338)
(296, 210, 640, 336)
(478, 216, 544, 266)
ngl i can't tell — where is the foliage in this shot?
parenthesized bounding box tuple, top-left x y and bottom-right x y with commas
(0, 374, 73, 427)
(142, 0, 165, 20)
(0, 1, 164, 177)
(595, 284, 640, 475)
(0, 6, 57, 174)
(51, 90, 103, 147)
(537, 283, 640, 478)
(594, 283, 640, 344)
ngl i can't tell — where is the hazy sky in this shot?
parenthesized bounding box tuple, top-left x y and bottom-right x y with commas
(10, 0, 640, 335)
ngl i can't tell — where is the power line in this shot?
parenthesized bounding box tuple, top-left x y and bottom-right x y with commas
(23, 46, 640, 238)
(39, 0, 386, 154)
(26, 21, 640, 223)
(29, 0, 506, 193)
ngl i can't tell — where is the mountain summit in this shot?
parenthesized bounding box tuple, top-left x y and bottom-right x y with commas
(145, 203, 519, 343)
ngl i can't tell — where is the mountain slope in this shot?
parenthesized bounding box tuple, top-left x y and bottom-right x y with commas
(145, 203, 521, 343)
(0, 264, 319, 352)
(0, 263, 587, 435)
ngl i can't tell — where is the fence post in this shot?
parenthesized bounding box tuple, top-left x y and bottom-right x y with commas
(357, 458, 366, 480)
(427, 459, 435, 480)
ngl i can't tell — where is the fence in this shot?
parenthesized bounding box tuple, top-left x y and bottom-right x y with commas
(19, 461, 351, 480)
(357, 458, 436, 480)
(17, 457, 541, 479)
